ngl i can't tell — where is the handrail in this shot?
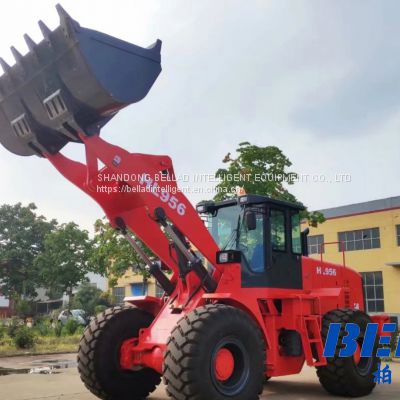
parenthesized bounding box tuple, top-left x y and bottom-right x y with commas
(320, 241, 346, 267)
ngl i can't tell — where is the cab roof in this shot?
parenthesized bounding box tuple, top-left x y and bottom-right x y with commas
(197, 195, 305, 213)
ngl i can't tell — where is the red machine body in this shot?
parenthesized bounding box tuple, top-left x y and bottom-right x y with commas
(47, 133, 371, 378)
(1, 6, 389, 398)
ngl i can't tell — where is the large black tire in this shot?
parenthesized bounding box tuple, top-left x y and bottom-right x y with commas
(77, 306, 161, 400)
(317, 308, 379, 397)
(163, 304, 265, 400)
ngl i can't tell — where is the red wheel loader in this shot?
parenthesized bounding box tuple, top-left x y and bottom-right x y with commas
(0, 5, 390, 400)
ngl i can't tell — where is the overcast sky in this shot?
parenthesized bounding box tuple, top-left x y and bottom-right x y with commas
(0, 0, 399, 233)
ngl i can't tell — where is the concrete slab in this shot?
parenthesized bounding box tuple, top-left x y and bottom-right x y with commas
(0, 354, 399, 399)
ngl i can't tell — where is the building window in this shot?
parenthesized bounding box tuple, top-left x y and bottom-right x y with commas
(361, 271, 384, 312)
(338, 227, 380, 252)
(131, 282, 148, 296)
(396, 225, 400, 246)
(308, 234, 324, 255)
(155, 284, 164, 298)
(112, 287, 125, 305)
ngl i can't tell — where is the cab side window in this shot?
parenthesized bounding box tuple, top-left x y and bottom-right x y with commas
(291, 213, 302, 254)
(270, 209, 286, 251)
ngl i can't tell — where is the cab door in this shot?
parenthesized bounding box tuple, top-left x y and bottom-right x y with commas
(239, 207, 267, 287)
(268, 208, 302, 289)
(241, 206, 302, 289)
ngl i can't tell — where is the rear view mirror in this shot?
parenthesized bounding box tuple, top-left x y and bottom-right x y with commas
(301, 228, 310, 256)
(245, 211, 257, 231)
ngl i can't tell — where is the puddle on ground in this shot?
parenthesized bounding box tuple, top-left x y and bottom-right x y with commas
(0, 367, 30, 376)
(0, 359, 77, 376)
(31, 359, 76, 369)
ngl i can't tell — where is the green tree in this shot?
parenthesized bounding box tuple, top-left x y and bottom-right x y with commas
(214, 142, 324, 226)
(14, 299, 33, 319)
(0, 203, 57, 299)
(89, 218, 151, 287)
(71, 282, 108, 315)
(34, 222, 92, 302)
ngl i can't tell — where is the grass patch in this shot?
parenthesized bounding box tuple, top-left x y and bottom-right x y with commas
(0, 333, 81, 357)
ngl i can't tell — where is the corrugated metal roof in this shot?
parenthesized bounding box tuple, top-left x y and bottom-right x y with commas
(318, 196, 400, 219)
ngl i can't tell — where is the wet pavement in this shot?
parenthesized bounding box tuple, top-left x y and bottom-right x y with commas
(0, 353, 76, 372)
(0, 367, 30, 376)
(0, 354, 399, 399)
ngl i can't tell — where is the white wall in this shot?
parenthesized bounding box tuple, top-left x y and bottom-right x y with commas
(0, 296, 10, 307)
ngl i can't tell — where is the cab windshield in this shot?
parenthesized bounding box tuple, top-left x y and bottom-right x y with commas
(209, 205, 241, 250)
(209, 205, 265, 272)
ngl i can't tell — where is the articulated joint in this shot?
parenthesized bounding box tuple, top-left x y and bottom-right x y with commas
(120, 338, 164, 374)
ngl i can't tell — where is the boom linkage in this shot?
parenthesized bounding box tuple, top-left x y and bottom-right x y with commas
(46, 132, 221, 299)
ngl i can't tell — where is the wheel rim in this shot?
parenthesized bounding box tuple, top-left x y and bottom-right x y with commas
(211, 337, 250, 396)
(353, 342, 361, 365)
(214, 348, 235, 381)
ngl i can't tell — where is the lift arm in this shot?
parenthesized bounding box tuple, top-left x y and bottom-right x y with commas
(46, 133, 222, 289)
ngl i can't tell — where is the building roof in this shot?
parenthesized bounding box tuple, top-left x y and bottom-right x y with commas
(318, 196, 400, 219)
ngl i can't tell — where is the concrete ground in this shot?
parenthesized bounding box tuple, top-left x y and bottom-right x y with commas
(0, 354, 399, 399)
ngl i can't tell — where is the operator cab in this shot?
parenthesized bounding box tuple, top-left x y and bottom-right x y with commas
(196, 195, 306, 289)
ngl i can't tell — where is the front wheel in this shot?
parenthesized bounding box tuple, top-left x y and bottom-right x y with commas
(77, 306, 161, 400)
(163, 304, 266, 400)
(317, 308, 379, 397)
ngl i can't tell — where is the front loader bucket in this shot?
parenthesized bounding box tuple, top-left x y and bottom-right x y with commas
(0, 4, 161, 156)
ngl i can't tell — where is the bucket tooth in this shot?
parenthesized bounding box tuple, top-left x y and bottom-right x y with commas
(0, 57, 11, 73)
(38, 20, 52, 40)
(56, 3, 79, 35)
(11, 47, 23, 64)
(149, 39, 162, 52)
(56, 3, 72, 20)
(23, 34, 36, 51)
(23, 34, 42, 66)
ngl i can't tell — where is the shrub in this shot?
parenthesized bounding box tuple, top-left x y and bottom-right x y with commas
(391, 331, 399, 354)
(34, 318, 54, 337)
(50, 308, 63, 322)
(15, 299, 33, 319)
(76, 325, 85, 336)
(0, 322, 5, 339)
(94, 305, 107, 315)
(54, 322, 63, 337)
(7, 318, 23, 338)
(62, 318, 79, 336)
(14, 326, 36, 349)
(98, 291, 115, 307)
(0, 335, 13, 348)
(72, 282, 103, 315)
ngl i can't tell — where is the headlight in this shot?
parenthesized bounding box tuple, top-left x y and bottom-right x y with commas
(216, 250, 242, 264)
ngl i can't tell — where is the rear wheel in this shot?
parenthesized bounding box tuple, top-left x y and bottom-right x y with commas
(77, 306, 161, 400)
(317, 308, 378, 397)
(163, 304, 265, 400)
